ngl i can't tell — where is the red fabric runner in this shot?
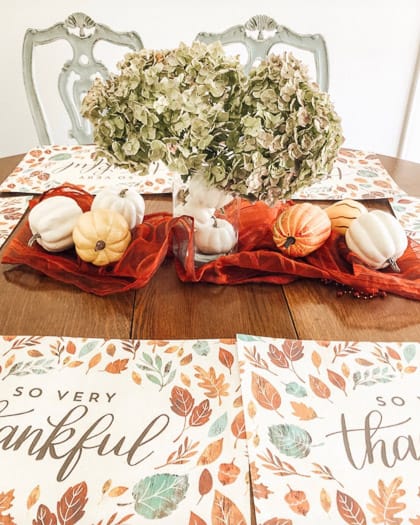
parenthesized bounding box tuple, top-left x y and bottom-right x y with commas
(2, 185, 420, 299)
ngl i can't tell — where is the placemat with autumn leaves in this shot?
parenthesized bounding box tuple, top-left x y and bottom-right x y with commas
(1, 185, 419, 300)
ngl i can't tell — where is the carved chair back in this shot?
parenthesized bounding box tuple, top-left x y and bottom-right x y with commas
(23, 12, 143, 145)
(195, 14, 329, 91)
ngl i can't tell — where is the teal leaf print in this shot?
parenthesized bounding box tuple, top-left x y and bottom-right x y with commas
(268, 423, 312, 458)
(236, 334, 263, 342)
(357, 169, 377, 178)
(132, 473, 189, 518)
(208, 412, 228, 437)
(403, 344, 416, 364)
(192, 341, 210, 356)
(2, 358, 55, 380)
(79, 341, 99, 357)
(285, 382, 307, 397)
(50, 153, 72, 161)
(352, 366, 396, 389)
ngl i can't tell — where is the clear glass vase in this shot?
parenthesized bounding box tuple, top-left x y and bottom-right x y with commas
(172, 172, 239, 265)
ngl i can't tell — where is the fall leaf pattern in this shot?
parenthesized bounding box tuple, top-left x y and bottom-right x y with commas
(237, 335, 420, 524)
(0, 336, 250, 524)
(0, 196, 29, 249)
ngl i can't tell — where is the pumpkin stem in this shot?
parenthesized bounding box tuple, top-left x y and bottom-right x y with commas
(119, 188, 128, 198)
(95, 240, 106, 251)
(388, 257, 400, 273)
(284, 236, 296, 248)
(211, 216, 218, 228)
(28, 233, 41, 247)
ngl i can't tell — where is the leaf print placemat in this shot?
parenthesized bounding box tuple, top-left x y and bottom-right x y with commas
(0, 145, 174, 195)
(0, 336, 251, 524)
(237, 334, 420, 524)
(389, 195, 420, 242)
(0, 196, 30, 249)
(292, 149, 405, 200)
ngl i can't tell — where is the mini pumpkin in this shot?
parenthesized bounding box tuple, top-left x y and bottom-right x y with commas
(194, 217, 237, 255)
(28, 195, 83, 252)
(273, 203, 331, 257)
(326, 199, 367, 235)
(72, 209, 131, 266)
(91, 185, 145, 229)
(345, 209, 407, 272)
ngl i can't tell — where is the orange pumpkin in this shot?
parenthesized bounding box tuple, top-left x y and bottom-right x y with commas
(273, 203, 331, 257)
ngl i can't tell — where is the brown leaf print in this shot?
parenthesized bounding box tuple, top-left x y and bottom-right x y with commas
(386, 347, 402, 361)
(28, 349, 43, 358)
(321, 487, 331, 513)
(189, 400, 212, 427)
(104, 359, 128, 374)
(355, 358, 374, 367)
(211, 491, 247, 525)
(409, 517, 420, 525)
(66, 341, 76, 355)
(156, 436, 199, 469)
(105, 343, 116, 357)
(170, 386, 195, 417)
(0, 490, 14, 513)
(367, 477, 406, 525)
(194, 366, 229, 405)
(251, 372, 282, 415)
(284, 485, 309, 516)
(180, 353, 193, 366)
(263, 520, 292, 525)
(336, 490, 366, 525)
(231, 410, 247, 445)
(33, 504, 57, 525)
(189, 511, 207, 525)
(290, 401, 318, 420)
(198, 468, 213, 501)
(327, 369, 347, 396)
(268, 344, 289, 368)
(197, 438, 224, 465)
(219, 347, 234, 374)
(56, 482, 87, 524)
(309, 375, 332, 402)
(27, 485, 40, 509)
(252, 482, 273, 500)
(218, 461, 241, 485)
(282, 340, 304, 362)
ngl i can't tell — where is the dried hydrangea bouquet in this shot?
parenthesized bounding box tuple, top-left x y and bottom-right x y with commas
(82, 41, 344, 261)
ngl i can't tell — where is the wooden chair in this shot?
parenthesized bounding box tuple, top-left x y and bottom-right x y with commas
(22, 12, 143, 145)
(195, 14, 329, 91)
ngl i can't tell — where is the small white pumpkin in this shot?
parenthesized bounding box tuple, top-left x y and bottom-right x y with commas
(174, 202, 215, 227)
(28, 195, 83, 252)
(91, 185, 145, 229)
(194, 217, 237, 255)
(187, 174, 233, 209)
(345, 209, 408, 272)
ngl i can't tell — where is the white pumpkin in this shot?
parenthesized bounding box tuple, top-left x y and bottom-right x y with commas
(194, 217, 237, 255)
(174, 202, 215, 228)
(345, 209, 408, 272)
(28, 195, 83, 252)
(91, 186, 145, 229)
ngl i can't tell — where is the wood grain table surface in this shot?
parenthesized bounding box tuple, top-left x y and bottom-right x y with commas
(0, 153, 419, 342)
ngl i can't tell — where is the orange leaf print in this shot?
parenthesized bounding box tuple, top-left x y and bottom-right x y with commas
(282, 340, 304, 361)
(189, 511, 207, 525)
(194, 366, 229, 406)
(67, 360, 83, 368)
(197, 438, 224, 465)
(311, 350, 322, 372)
(252, 482, 273, 500)
(180, 372, 191, 387)
(164, 345, 181, 354)
(231, 410, 247, 442)
(27, 484, 40, 509)
(320, 488, 331, 513)
(309, 374, 332, 401)
(386, 347, 402, 361)
(355, 358, 374, 366)
(336, 490, 366, 525)
(404, 366, 417, 374)
(284, 485, 309, 516)
(33, 504, 57, 525)
(251, 372, 282, 414)
(57, 482, 87, 524)
(263, 520, 292, 525)
(367, 477, 406, 524)
(4, 355, 15, 369)
(87, 353, 102, 373)
(66, 341, 76, 355)
(211, 490, 247, 525)
(170, 386, 194, 417)
(327, 369, 347, 396)
(341, 362, 350, 378)
(189, 399, 212, 427)
(198, 468, 213, 498)
(233, 395, 242, 408)
(106, 343, 116, 357)
(131, 371, 142, 385)
(180, 353, 193, 366)
(268, 344, 288, 368)
(28, 349, 43, 358)
(108, 486, 128, 497)
(219, 347, 234, 374)
(290, 401, 318, 420)
(409, 517, 420, 525)
(218, 461, 241, 485)
(105, 359, 129, 374)
(102, 479, 112, 494)
(0, 490, 14, 512)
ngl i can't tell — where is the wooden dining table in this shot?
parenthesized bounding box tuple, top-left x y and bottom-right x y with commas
(0, 152, 419, 342)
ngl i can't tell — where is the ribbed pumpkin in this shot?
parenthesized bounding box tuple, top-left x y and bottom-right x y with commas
(326, 199, 367, 235)
(72, 209, 131, 266)
(273, 203, 331, 257)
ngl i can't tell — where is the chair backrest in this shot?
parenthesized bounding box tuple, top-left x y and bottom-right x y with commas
(22, 12, 143, 145)
(195, 14, 329, 91)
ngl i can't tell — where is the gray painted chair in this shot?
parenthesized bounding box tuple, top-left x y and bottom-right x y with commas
(195, 14, 329, 91)
(22, 12, 143, 145)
